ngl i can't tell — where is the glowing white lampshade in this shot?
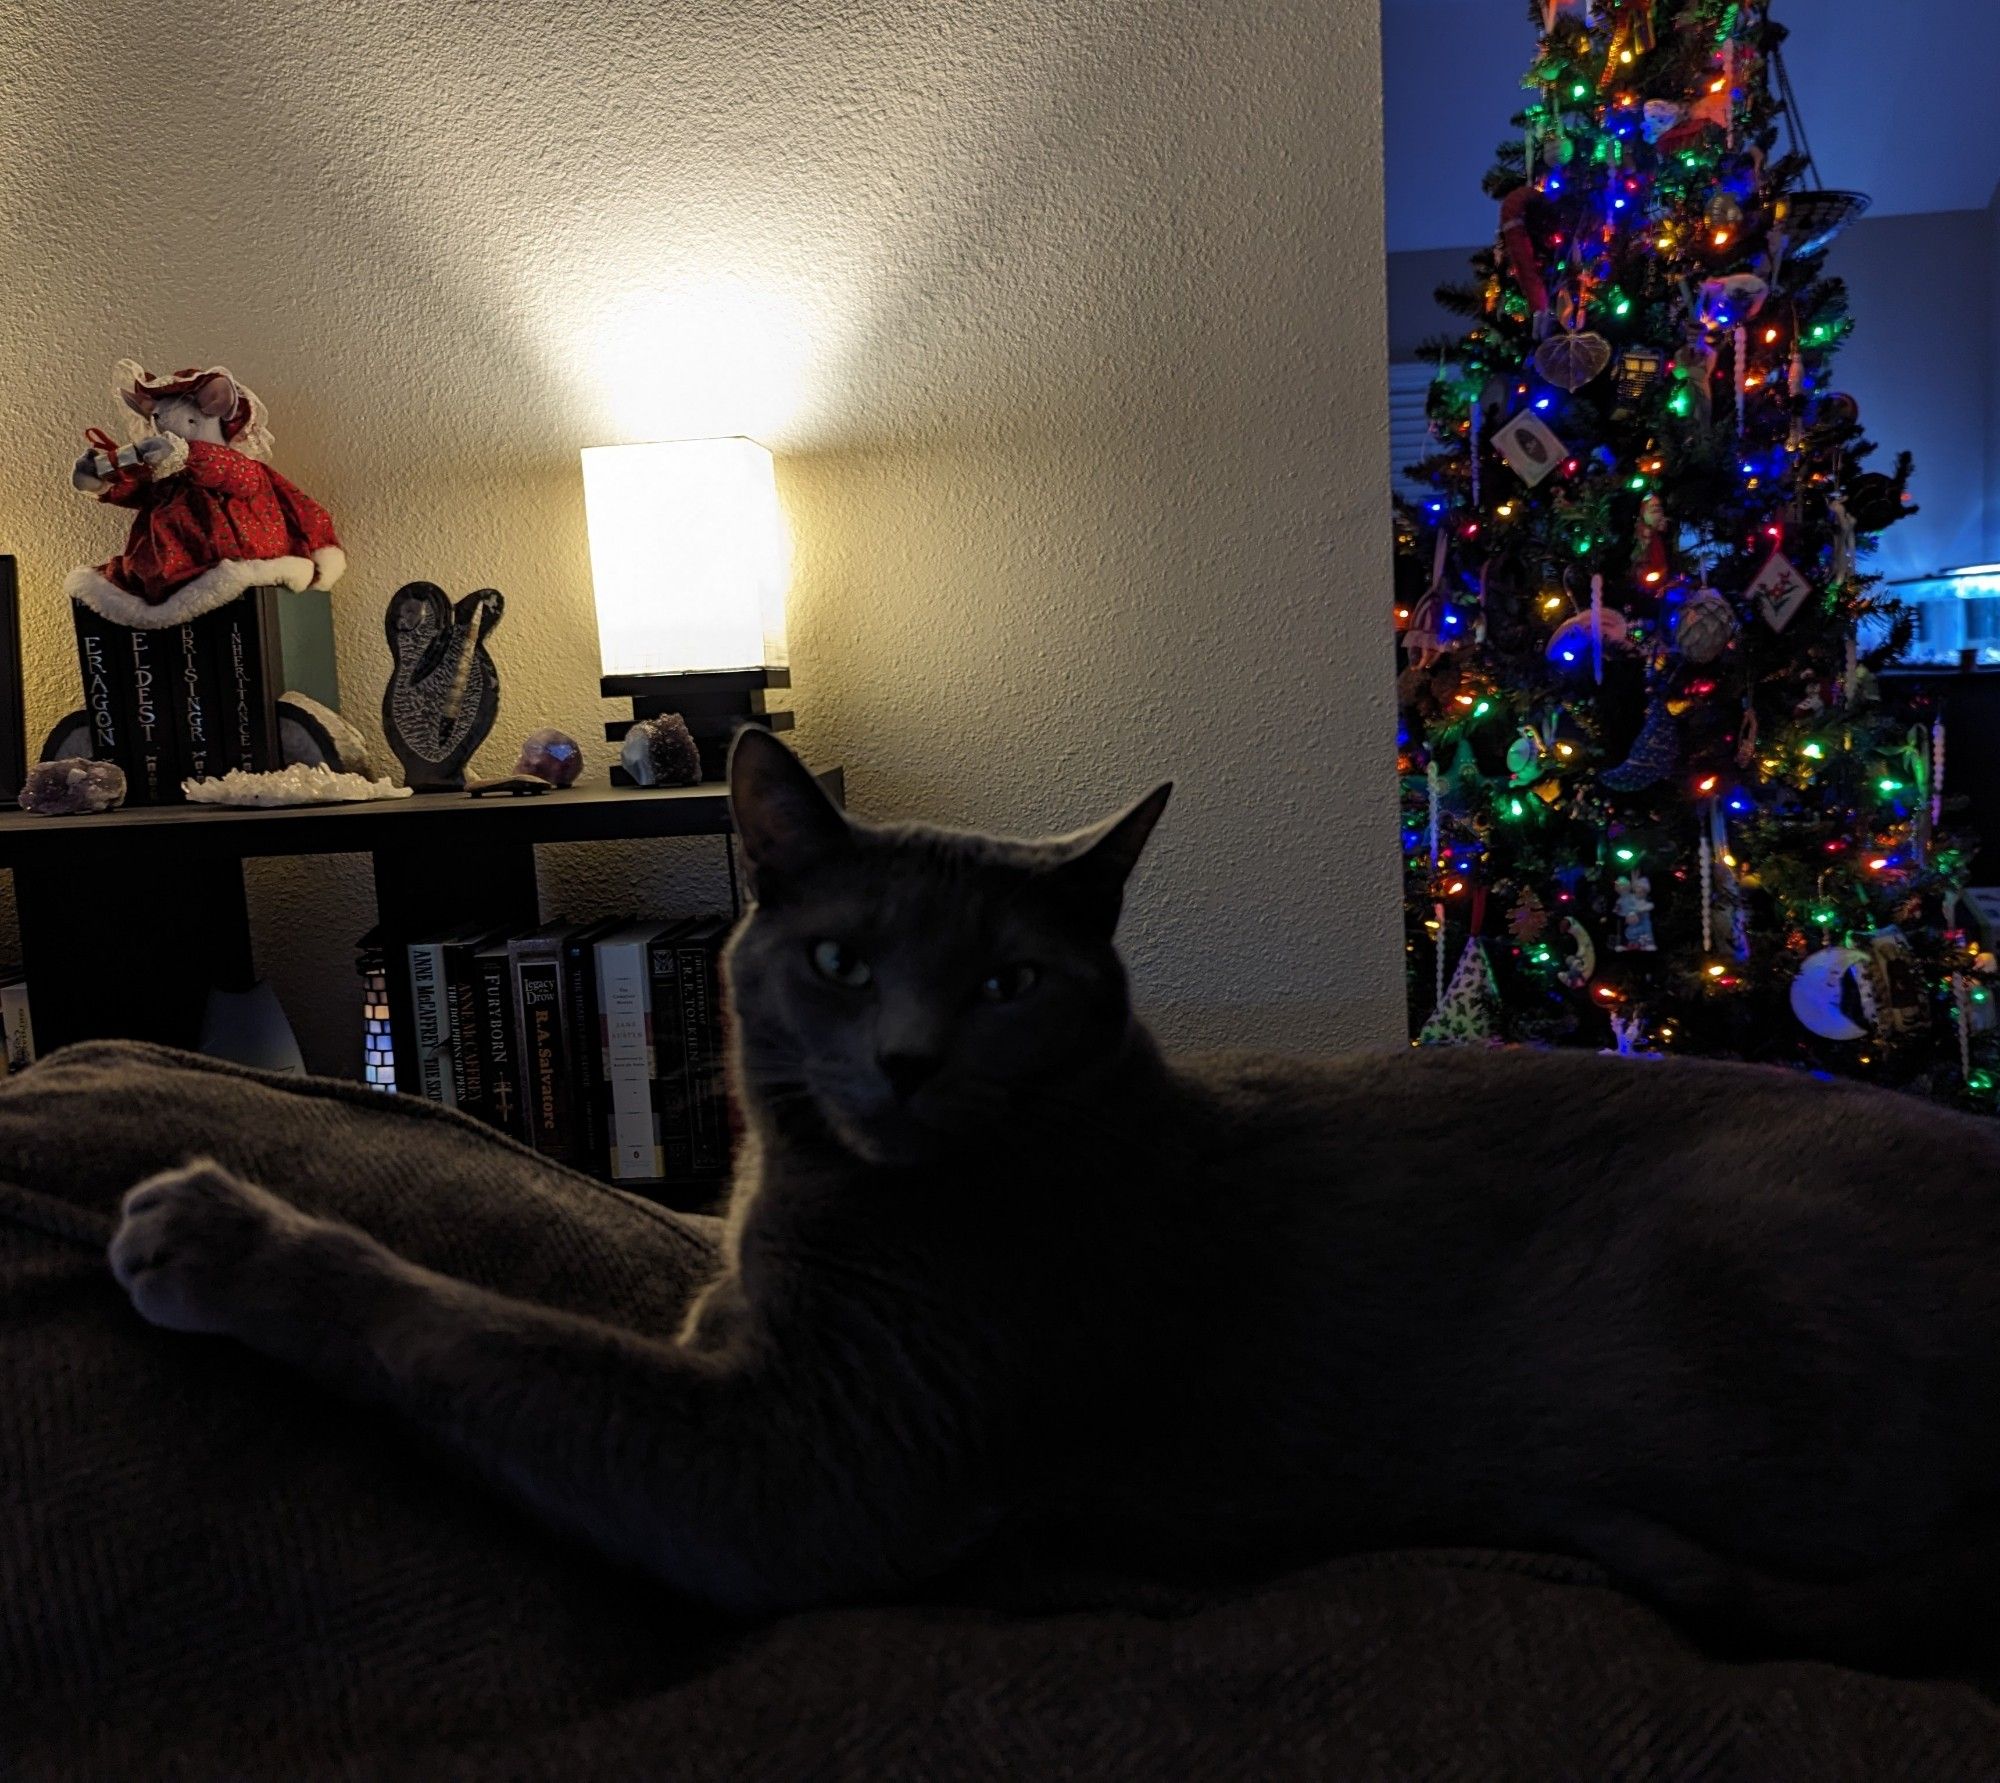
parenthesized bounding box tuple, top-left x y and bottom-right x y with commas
(581, 437, 790, 679)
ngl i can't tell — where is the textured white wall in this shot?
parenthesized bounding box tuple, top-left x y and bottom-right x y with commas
(0, 0, 1402, 1072)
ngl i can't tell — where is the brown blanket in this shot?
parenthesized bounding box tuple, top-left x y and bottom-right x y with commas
(5, 1042, 1999, 1780)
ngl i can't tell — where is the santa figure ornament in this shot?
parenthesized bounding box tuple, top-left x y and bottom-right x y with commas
(67, 360, 345, 629)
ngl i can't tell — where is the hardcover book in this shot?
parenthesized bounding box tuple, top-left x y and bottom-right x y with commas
(169, 618, 222, 785)
(200, 589, 285, 775)
(473, 939, 522, 1139)
(672, 918, 733, 1176)
(645, 921, 698, 1181)
(562, 920, 626, 1178)
(406, 938, 454, 1105)
(595, 922, 673, 1183)
(121, 621, 180, 804)
(509, 923, 585, 1164)
(70, 603, 135, 791)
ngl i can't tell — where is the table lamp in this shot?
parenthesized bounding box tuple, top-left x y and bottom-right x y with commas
(582, 436, 792, 783)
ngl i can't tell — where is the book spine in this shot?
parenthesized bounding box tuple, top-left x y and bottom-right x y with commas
(444, 944, 487, 1122)
(0, 982, 34, 1075)
(565, 933, 604, 1176)
(407, 942, 454, 1106)
(71, 603, 135, 785)
(646, 938, 696, 1180)
(203, 591, 283, 775)
(476, 951, 522, 1138)
(171, 619, 221, 784)
(123, 622, 181, 804)
(513, 954, 572, 1162)
(599, 939, 662, 1182)
(677, 937, 728, 1174)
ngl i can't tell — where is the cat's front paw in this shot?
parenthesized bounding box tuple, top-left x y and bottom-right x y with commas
(109, 1159, 311, 1335)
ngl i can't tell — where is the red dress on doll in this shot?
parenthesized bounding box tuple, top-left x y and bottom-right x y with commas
(65, 362, 346, 631)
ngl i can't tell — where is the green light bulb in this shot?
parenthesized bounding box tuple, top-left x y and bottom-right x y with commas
(1614, 846, 1636, 863)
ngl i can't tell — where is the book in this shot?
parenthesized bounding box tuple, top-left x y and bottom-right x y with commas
(0, 973, 33, 1076)
(406, 937, 455, 1105)
(440, 927, 505, 1121)
(169, 617, 222, 785)
(595, 922, 673, 1182)
(473, 939, 522, 1139)
(121, 621, 180, 804)
(70, 602, 135, 790)
(510, 923, 586, 1164)
(645, 921, 698, 1181)
(200, 589, 285, 775)
(673, 918, 733, 1176)
(563, 920, 625, 1176)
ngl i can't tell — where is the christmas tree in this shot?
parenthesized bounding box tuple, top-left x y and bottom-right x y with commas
(1395, 0, 1996, 1107)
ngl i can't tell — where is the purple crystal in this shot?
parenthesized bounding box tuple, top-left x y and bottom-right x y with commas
(513, 728, 584, 789)
(619, 715, 702, 787)
(19, 758, 127, 816)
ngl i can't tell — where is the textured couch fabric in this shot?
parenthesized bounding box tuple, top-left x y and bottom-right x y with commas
(4, 1041, 2000, 1781)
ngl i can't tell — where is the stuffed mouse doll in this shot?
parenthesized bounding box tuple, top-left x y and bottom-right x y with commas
(67, 360, 345, 629)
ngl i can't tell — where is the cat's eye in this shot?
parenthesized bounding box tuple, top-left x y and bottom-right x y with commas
(980, 963, 1039, 1003)
(810, 939, 872, 988)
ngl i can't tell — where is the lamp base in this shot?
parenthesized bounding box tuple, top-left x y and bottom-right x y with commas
(602, 668, 792, 782)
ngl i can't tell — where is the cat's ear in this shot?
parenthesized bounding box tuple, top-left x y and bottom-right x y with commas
(729, 727, 851, 895)
(1048, 782, 1172, 929)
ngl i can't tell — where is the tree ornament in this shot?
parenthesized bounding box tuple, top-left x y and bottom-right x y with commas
(1813, 391, 1860, 429)
(1498, 185, 1552, 328)
(1844, 472, 1906, 532)
(1615, 345, 1665, 406)
(1507, 725, 1546, 787)
(1418, 937, 1503, 1046)
(1510, 886, 1549, 946)
(1671, 329, 1720, 427)
(1613, 872, 1657, 951)
(1557, 916, 1596, 989)
(1490, 410, 1567, 486)
(1827, 492, 1857, 588)
(1705, 190, 1744, 234)
(1533, 329, 1613, 392)
(1858, 928, 1927, 1038)
(1697, 274, 1769, 328)
(1642, 99, 1685, 144)
(1786, 189, 1872, 258)
(1547, 600, 1628, 678)
(1746, 550, 1813, 633)
(1790, 946, 1868, 1041)
(1674, 587, 1738, 663)
(1631, 493, 1670, 589)
(1600, 692, 1680, 791)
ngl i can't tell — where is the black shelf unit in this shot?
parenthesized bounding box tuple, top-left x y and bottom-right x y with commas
(0, 770, 842, 1057)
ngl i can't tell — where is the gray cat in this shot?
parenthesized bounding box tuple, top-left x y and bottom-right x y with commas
(110, 729, 2000, 1661)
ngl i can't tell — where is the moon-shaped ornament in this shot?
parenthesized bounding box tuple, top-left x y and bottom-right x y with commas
(1789, 946, 1870, 1041)
(1558, 916, 1596, 989)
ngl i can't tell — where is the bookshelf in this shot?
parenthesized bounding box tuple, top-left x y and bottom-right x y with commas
(0, 770, 842, 1055)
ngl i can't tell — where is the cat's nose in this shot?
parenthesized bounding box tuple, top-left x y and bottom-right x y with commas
(878, 1050, 942, 1100)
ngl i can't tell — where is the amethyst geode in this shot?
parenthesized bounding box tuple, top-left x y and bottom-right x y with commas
(618, 715, 702, 787)
(512, 728, 584, 789)
(20, 758, 127, 816)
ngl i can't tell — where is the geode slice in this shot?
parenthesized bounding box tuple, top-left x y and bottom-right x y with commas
(19, 758, 127, 816)
(514, 728, 585, 788)
(619, 715, 702, 787)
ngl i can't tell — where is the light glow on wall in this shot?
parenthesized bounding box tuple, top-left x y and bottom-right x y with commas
(581, 436, 790, 678)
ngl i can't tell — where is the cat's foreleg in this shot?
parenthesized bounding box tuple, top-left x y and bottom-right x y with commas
(108, 1158, 969, 1613)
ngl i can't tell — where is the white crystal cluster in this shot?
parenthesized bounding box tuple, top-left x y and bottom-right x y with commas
(182, 765, 413, 808)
